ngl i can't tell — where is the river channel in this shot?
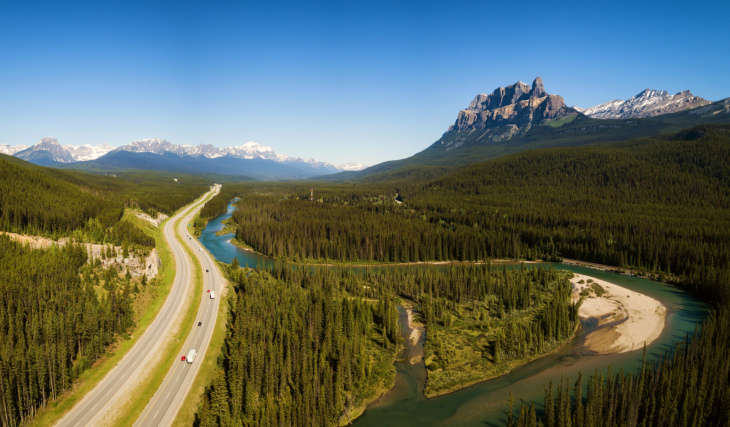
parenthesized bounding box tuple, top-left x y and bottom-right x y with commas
(199, 201, 708, 426)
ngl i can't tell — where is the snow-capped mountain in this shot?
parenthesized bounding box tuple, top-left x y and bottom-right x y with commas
(7, 136, 356, 178)
(577, 89, 710, 119)
(64, 143, 114, 161)
(14, 138, 75, 166)
(0, 144, 28, 156)
(114, 139, 338, 170)
(339, 162, 369, 171)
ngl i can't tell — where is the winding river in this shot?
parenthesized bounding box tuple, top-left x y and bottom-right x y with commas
(199, 201, 708, 426)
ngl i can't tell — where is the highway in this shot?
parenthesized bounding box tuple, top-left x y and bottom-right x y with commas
(56, 185, 220, 427)
(135, 187, 224, 426)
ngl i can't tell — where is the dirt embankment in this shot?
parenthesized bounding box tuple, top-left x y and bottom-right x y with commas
(2, 231, 161, 279)
(134, 212, 169, 228)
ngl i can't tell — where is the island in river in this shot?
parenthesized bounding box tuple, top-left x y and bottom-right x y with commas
(368, 271, 668, 406)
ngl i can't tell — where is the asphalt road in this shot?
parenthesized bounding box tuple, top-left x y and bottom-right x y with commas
(135, 187, 224, 426)
(56, 186, 220, 427)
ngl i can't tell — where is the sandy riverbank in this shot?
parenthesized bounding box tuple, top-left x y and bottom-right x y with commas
(402, 304, 425, 364)
(571, 273, 666, 354)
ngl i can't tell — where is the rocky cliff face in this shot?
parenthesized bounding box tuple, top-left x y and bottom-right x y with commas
(578, 89, 710, 119)
(447, 77, 577, 134)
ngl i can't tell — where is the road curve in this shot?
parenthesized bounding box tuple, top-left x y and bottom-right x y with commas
(135, 186, 225, 426)
(56, 186, 219, 427)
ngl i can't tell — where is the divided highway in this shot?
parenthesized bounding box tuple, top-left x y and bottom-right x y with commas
(136, 188, 224, 426)
(57, 185, 221, 427)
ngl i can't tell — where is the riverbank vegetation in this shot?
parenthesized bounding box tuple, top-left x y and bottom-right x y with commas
(413, 266, 579, 397)
(196, 264, 400, 426)
(511, 309, 730, 427)
(196, 262, 581, 423)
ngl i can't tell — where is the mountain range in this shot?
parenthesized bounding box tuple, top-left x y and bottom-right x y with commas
(575, 89, 710, 119)
(3, 138, 368, 179)
(4, 77, 726, 181)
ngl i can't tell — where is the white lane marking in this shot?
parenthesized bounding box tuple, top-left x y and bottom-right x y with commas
(155, 409, 160, 419)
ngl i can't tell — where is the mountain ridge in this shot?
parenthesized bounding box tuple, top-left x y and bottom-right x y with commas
(5, 137, 366, 177)
(576, 88, 710, 119)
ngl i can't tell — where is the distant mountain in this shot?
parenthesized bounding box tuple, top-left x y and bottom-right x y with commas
(68, 150, 326, 180)
(64, 143, 114, 161)
(101, 139, 340, 178)
(338, 162, 369, 171)
(113, 138, 338, 171)
(0, 144, 28, 155)
(576, 89, 710, 119)
(7, 137, 350, 179)
(14, 138, 75, 166)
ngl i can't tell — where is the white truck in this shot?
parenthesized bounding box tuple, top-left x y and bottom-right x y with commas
(210, 291, 215, 299)
(186, 349, 197, 364)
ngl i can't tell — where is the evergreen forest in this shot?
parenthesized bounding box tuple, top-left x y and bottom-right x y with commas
(0, 236, 137, 426)
(200, 124, 730, 425)
(197, 262, 581, 424)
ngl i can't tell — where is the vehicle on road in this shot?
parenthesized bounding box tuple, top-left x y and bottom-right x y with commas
(198, 322, 202, 326)
(207, 289, 210, 293)
(210, 291, 215, 299)
(199, 248, 202, 252)
(206, 269, 209, 272)
(186, 349, 197, 364)
(181, 356, 186, 361)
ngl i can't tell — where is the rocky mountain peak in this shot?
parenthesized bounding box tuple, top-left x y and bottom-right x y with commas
(14, 137, 75, 165)
(34, 137, 62, 150)
(448, 77, 576, 134)
(531, 77, 546, 97)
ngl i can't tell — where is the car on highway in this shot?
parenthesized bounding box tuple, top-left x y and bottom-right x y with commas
(198, 321, 202, 326)
(207, 289, 210, 293)
(206, 269, 209, 272)
(181, 355, 186, 361)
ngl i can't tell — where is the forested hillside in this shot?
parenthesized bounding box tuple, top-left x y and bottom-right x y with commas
(0, 236, 136, 426)
(0, 157, 212, 426)
(224, 125, 729, 303)
(0, 156, 210, 239)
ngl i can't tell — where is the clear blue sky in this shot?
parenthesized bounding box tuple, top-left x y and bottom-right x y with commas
(1, 0, 728, 166)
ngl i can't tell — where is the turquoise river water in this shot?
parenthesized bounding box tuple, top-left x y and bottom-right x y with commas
(199, 201, 708, 426)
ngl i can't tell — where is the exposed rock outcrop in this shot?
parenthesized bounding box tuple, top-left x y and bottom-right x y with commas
(447, 77, 577, 133)
(135, 212, 169, 228)
(1, 231, 161, 279)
